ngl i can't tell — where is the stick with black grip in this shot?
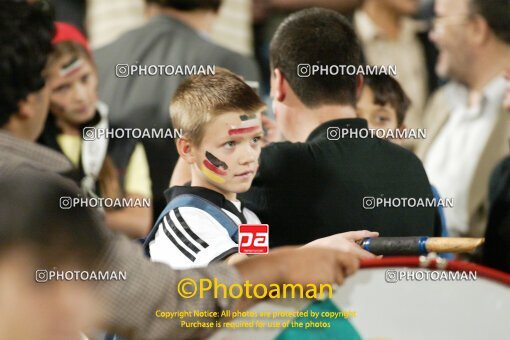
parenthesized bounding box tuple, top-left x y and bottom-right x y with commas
(356, 237, 484, 256)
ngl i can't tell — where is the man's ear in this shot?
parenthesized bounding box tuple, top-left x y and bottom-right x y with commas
(471, 15, 491, 45)
(271, 68, 286, 102)
(355, 74, 364, 99)
(176, 138, 196, 164)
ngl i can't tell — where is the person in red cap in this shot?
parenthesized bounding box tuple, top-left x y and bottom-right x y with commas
(38, 22, 153, 239)
(53, 22, 91, 52)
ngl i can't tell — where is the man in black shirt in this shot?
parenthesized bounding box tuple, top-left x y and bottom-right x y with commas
(241, 8, 436, 247)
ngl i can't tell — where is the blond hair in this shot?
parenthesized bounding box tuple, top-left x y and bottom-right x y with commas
(170, 68, 265, 145)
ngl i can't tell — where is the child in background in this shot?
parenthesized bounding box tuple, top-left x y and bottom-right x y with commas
(39, 22, 152, 239)
(357, 74, 449, 240)
(357, 74, 410, 145)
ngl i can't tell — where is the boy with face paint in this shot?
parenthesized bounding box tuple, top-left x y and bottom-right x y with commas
(148, 69, 266, 268)
(148, 69, 378, 268)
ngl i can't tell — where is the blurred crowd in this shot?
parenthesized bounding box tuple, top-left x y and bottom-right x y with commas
(0, 0, 509, 339)
(50, 0, 509, 260)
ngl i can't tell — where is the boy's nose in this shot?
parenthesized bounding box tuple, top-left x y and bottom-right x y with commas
(72, 83, 88, 103)
(238, 146, 258, 165)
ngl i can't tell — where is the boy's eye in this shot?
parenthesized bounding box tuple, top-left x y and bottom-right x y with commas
(81, 74, 89, 83)
(224, 141, 236, 148)
(374, 115, 390, 123)
(251, 136, 262, 144)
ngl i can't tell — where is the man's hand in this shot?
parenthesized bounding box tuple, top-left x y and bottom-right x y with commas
(304, 230, 379, 259)
(233, 247, 359, 309)
(270, 247, 359, 286)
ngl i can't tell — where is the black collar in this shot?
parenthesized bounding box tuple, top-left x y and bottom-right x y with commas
(306, 118, 368, 142)
(164, 186, 247, 224)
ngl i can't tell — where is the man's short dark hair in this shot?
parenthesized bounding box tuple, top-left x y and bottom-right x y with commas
(0, 173, 107, 269)
(362, 74, 410, 127)
(152, 0, 221, 12)
(0, 1, 55, 127)
(270, 8, 362, 108)
(469, 0, 510, 44)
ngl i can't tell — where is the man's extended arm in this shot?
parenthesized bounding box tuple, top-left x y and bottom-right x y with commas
(96, 228, 359, 339)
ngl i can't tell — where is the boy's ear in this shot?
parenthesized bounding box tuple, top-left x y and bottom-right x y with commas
(176, 138, 196, 164)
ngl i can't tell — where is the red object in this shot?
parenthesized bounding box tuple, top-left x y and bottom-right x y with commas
(238, 224, 269, 254)
(360, 256, 510, 286)
(52, 22, 90, 52)
(203, 159, 227, 176)
(228, 126, 259, 136)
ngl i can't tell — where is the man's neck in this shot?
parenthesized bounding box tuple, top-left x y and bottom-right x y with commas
(156, 7, 216, 35)
(294, 104, 358, 142)
(465, 44, 510, 92)
(1, 122, 35, 141)
(363, 1, 402, 39)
